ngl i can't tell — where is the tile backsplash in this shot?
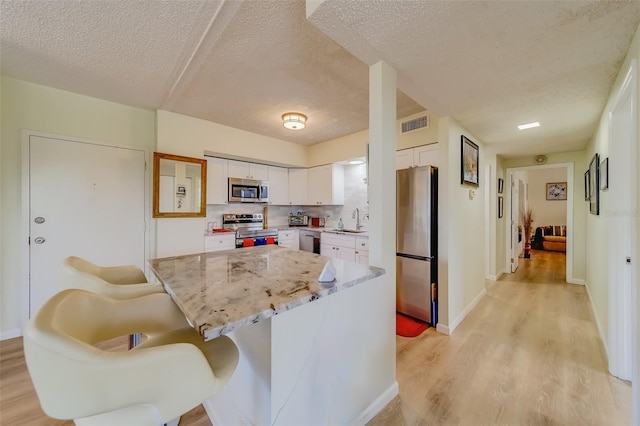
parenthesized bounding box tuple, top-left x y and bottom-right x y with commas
(206, 164, 369, 231)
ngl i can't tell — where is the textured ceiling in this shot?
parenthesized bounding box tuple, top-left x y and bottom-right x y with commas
(1, 0, 639, 157)
(308, 0, 640, 157)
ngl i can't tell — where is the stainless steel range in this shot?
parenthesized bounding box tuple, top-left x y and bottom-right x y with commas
(222, 213, 278, 248)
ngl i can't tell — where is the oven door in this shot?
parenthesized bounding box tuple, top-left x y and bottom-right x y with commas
(229, 178, 261, 202)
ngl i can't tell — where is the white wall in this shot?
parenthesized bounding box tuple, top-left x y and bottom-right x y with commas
(526, 167, 568, 226)
(584, 23, 640, 373)
(437, 117, 486, 333)
(0, 76, 156, 336)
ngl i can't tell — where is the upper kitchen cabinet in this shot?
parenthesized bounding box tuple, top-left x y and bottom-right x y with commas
(206, 157, 228, 205)
(288, 168, 307, 205)
(228, 160, 268, 180)
(307, 164, 344, 205)
(396, 144, 439, 169)
(267, 166, 289, 205)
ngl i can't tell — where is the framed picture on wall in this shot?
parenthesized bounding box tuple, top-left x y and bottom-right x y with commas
(546, 182, 567, 200)
(498, 178, 504, 194)
(600, 157, 609, 190)
(589, 153, 600, 215)
(461, 135, 479, 187)
(584, 170, 590, 201)
(498, 196, 504, 218)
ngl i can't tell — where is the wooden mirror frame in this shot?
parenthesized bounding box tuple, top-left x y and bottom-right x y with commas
(153, 152, 207, 218)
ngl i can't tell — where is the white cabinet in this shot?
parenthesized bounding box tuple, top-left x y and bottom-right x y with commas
(307, 164, 344, 205)
(288, 168, 307, 205)
(278, 229, 299, 250)
(355, 236, 369, 265)
(321, 232, 356, 262)
(228, 160, 268, 180)
(206, 157, 228, 205)
(204, 233, 236, 252)
(396, 144, 439, 169)
(267, 166, 289, 205)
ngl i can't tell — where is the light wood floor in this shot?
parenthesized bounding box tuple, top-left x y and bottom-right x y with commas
(1, 250, 631, 425)
(371, 249, 632, 425)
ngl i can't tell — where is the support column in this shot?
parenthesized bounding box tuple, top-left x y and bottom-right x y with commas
(368, 61, 397, 274)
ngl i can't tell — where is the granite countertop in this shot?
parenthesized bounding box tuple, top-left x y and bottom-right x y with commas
(148, 245, 384, 341)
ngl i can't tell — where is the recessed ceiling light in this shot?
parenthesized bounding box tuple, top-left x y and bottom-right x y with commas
(517, 121, 540, 130)
(349, 160, 364, 165)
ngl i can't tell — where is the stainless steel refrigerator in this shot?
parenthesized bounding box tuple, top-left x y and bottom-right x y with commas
(396, 166, 438, 325)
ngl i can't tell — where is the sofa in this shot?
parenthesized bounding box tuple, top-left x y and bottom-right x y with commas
(533, 226, 567, 252)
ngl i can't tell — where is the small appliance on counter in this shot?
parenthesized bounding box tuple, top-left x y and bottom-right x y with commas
(310, 217, 325, 227)
(288, 213, 308, 227)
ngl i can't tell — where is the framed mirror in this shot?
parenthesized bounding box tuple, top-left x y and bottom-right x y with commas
(153, 152, 207, 218)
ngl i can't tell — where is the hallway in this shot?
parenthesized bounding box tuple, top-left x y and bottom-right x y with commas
(370, 250, 632, 425)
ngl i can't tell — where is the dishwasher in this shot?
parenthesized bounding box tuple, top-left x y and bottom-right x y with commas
(299, 229, 321, 254)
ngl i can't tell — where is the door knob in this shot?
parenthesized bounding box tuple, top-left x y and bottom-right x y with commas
(34, 237, 46, 244)
(34, 217, 45, 224)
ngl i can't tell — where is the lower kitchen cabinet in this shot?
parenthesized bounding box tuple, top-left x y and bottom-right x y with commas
(354, 236, 369, 265)
(204, 233, 236, 252)
(278, 229, 299, 250)
(321, 232, 356, 262)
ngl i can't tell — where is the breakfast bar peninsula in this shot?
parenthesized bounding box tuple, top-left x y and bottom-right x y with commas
(149, 245, 397, 425)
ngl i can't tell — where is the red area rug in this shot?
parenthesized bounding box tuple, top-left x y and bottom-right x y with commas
(396, 312, 429, 337)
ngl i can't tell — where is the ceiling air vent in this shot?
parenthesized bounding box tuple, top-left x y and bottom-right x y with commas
(401, 115, 429, 133)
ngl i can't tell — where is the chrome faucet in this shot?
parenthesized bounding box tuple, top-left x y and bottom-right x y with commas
(352, 208, 363, 230)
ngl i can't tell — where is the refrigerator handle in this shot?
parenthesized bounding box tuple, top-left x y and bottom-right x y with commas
(396, 252, 434, 261)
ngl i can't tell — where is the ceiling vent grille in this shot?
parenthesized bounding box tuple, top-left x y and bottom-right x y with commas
(401, 115, 428, 133)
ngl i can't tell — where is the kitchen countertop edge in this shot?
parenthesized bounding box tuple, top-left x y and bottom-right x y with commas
(149, 246, 383, 340)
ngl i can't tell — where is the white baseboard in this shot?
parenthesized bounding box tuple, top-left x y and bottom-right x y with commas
(584, 282, 608, 362)
(486, 270, 505, 281)
(1, 329, 21, 341)
(352, 381, 399, 426)
(202, 400, 220, 426)
(436, 323, 450, 335)
(203, 382, 399, 426)
(568, 278, 585, 285)
(448, 288, 487, 335)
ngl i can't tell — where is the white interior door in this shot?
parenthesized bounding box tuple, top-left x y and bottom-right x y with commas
(511, 177, 520, 272)
(27, 134, 146, 317)
(608, 62, 637, 382)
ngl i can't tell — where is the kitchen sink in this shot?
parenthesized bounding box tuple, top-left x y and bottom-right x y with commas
(332, 229, 367, 233)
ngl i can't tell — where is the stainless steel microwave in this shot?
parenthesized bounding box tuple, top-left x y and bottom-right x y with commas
(228, 178, 269, 203)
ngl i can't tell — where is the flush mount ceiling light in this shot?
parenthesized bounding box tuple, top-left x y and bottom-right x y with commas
(282, 112, 307, 130)
(349, 160, 364, 165)
(517, 121, 540, 130)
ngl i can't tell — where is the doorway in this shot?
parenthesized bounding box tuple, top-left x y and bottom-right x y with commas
(505, 163, 574, 283)
(22, 132, 148, 321)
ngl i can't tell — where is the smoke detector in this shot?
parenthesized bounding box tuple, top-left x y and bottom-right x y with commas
(534, 155, 548, 165)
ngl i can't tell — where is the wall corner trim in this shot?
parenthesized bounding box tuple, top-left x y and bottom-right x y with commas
(584, 281, 609, 362)
(449, 288, 487, 335)
(351, 381, 399, 426)
(0, 328, 22, 341)
(436, 323, 451, 335)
